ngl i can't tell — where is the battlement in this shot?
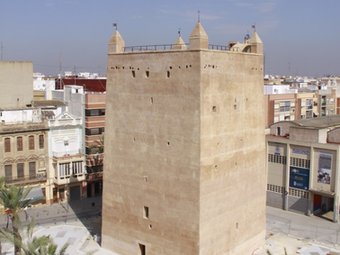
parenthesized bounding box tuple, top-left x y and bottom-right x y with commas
(108, 21, 263, 55)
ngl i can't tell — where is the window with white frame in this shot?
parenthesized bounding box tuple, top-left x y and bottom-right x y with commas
(72, 161, 83, 176)
(59, 162, 71, 178)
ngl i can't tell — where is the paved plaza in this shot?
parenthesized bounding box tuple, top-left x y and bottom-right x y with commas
(1, 197, 340, 254)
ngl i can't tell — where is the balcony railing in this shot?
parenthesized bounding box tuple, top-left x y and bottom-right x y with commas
(5, 172, 47, 185)
(52, 150, 83, 158)
(54, 173, 85, 185)
(86, 171, 103, 181)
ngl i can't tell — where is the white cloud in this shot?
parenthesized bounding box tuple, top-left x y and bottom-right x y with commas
(159, 9, 223, 21)
(232, 0, 276, 14)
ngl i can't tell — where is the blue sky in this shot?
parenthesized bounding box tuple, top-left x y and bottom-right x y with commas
(1, 0, 339, 77)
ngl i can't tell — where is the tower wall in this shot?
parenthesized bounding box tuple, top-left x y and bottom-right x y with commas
(199, 51, 265, 254)
(103, 51, 202, 255)
(103, 47, 265, 254)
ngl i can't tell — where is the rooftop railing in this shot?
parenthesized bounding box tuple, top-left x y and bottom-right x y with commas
(208, 44, 229, 51)
(124, 44, 229, 52)
(124, 44, 175, 52)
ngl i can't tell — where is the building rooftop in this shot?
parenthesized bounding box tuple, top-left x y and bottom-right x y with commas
(290, 115, 340, 129)
(33, 100, 65, 107)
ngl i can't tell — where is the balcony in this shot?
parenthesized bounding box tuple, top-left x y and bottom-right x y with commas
(85, 116, 105, 128)
(52, 150, 83, 159)
(85, 135, 104, 147)
(54, 173, 85, 186)
(6, 172, 47, 185)
(86, 171, 103, 182)
(86, 152, 103, 166)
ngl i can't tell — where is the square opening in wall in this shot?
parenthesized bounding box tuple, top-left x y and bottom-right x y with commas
(143, 206, 149, 219)
(139, 243, 146, 255)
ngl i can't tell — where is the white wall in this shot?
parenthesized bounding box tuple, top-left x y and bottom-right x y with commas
(0, 108, 41, 124)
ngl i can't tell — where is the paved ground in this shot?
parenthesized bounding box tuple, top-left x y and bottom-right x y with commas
(2, 197, 340, 254)
(264, 206, 340, 255)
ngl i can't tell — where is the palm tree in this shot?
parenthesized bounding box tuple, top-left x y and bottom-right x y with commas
(22, 235, 68, 255)
(20, 221, 69, 255)
(0, 220, 69, 255)
(0, 184, 32, 254)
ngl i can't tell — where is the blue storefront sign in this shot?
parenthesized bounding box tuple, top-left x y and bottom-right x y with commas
(289, 167, 310, 190)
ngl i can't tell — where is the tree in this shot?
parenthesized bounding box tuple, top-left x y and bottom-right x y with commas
(0, 220, 69, 255)
(0, 184, 32, 254)
(20, 220, 69, 255)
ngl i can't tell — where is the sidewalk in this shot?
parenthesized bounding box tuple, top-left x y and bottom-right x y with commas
(2, 201, 340, 254)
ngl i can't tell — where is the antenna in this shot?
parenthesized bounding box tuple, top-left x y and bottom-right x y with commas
(178, 28, 181, 37)
(113, 23, 118, 31)
(198, 10, 201, 22)
(0, 41, 3, 60)
(73, 65, 77, 76)
(59, 52, 63, 77)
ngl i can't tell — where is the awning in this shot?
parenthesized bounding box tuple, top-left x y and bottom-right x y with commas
(309, 189, 335, 197)
(25, 187, 45, 203)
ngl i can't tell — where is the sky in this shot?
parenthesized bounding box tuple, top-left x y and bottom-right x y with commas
(1, 0, 340, 77)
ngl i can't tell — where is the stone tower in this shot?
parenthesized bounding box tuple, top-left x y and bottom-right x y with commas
(102, 22, 266, 255)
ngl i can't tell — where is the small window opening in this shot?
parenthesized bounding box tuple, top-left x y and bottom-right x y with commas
(167, 141, 170, 146)
(167, 71, 170, 78)
(139, 243, 146, 255)
(212, 106, 217, 112)
(277, 127, 281, 136)
(132, 70, 136, 78)
(145, 71, 149, 78)
(143, 206, 149, 219)
(150, 97, 153, 104)
(169, 66, 172, 69)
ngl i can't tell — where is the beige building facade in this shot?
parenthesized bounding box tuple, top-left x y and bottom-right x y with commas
(102, 22, 266, 255)
(264, 88, 338, 128)
(85, 92, 105, 198)
(0, 61, 33, 108)
(0, 119, 49, 203)
(267, 116, 340, 222)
